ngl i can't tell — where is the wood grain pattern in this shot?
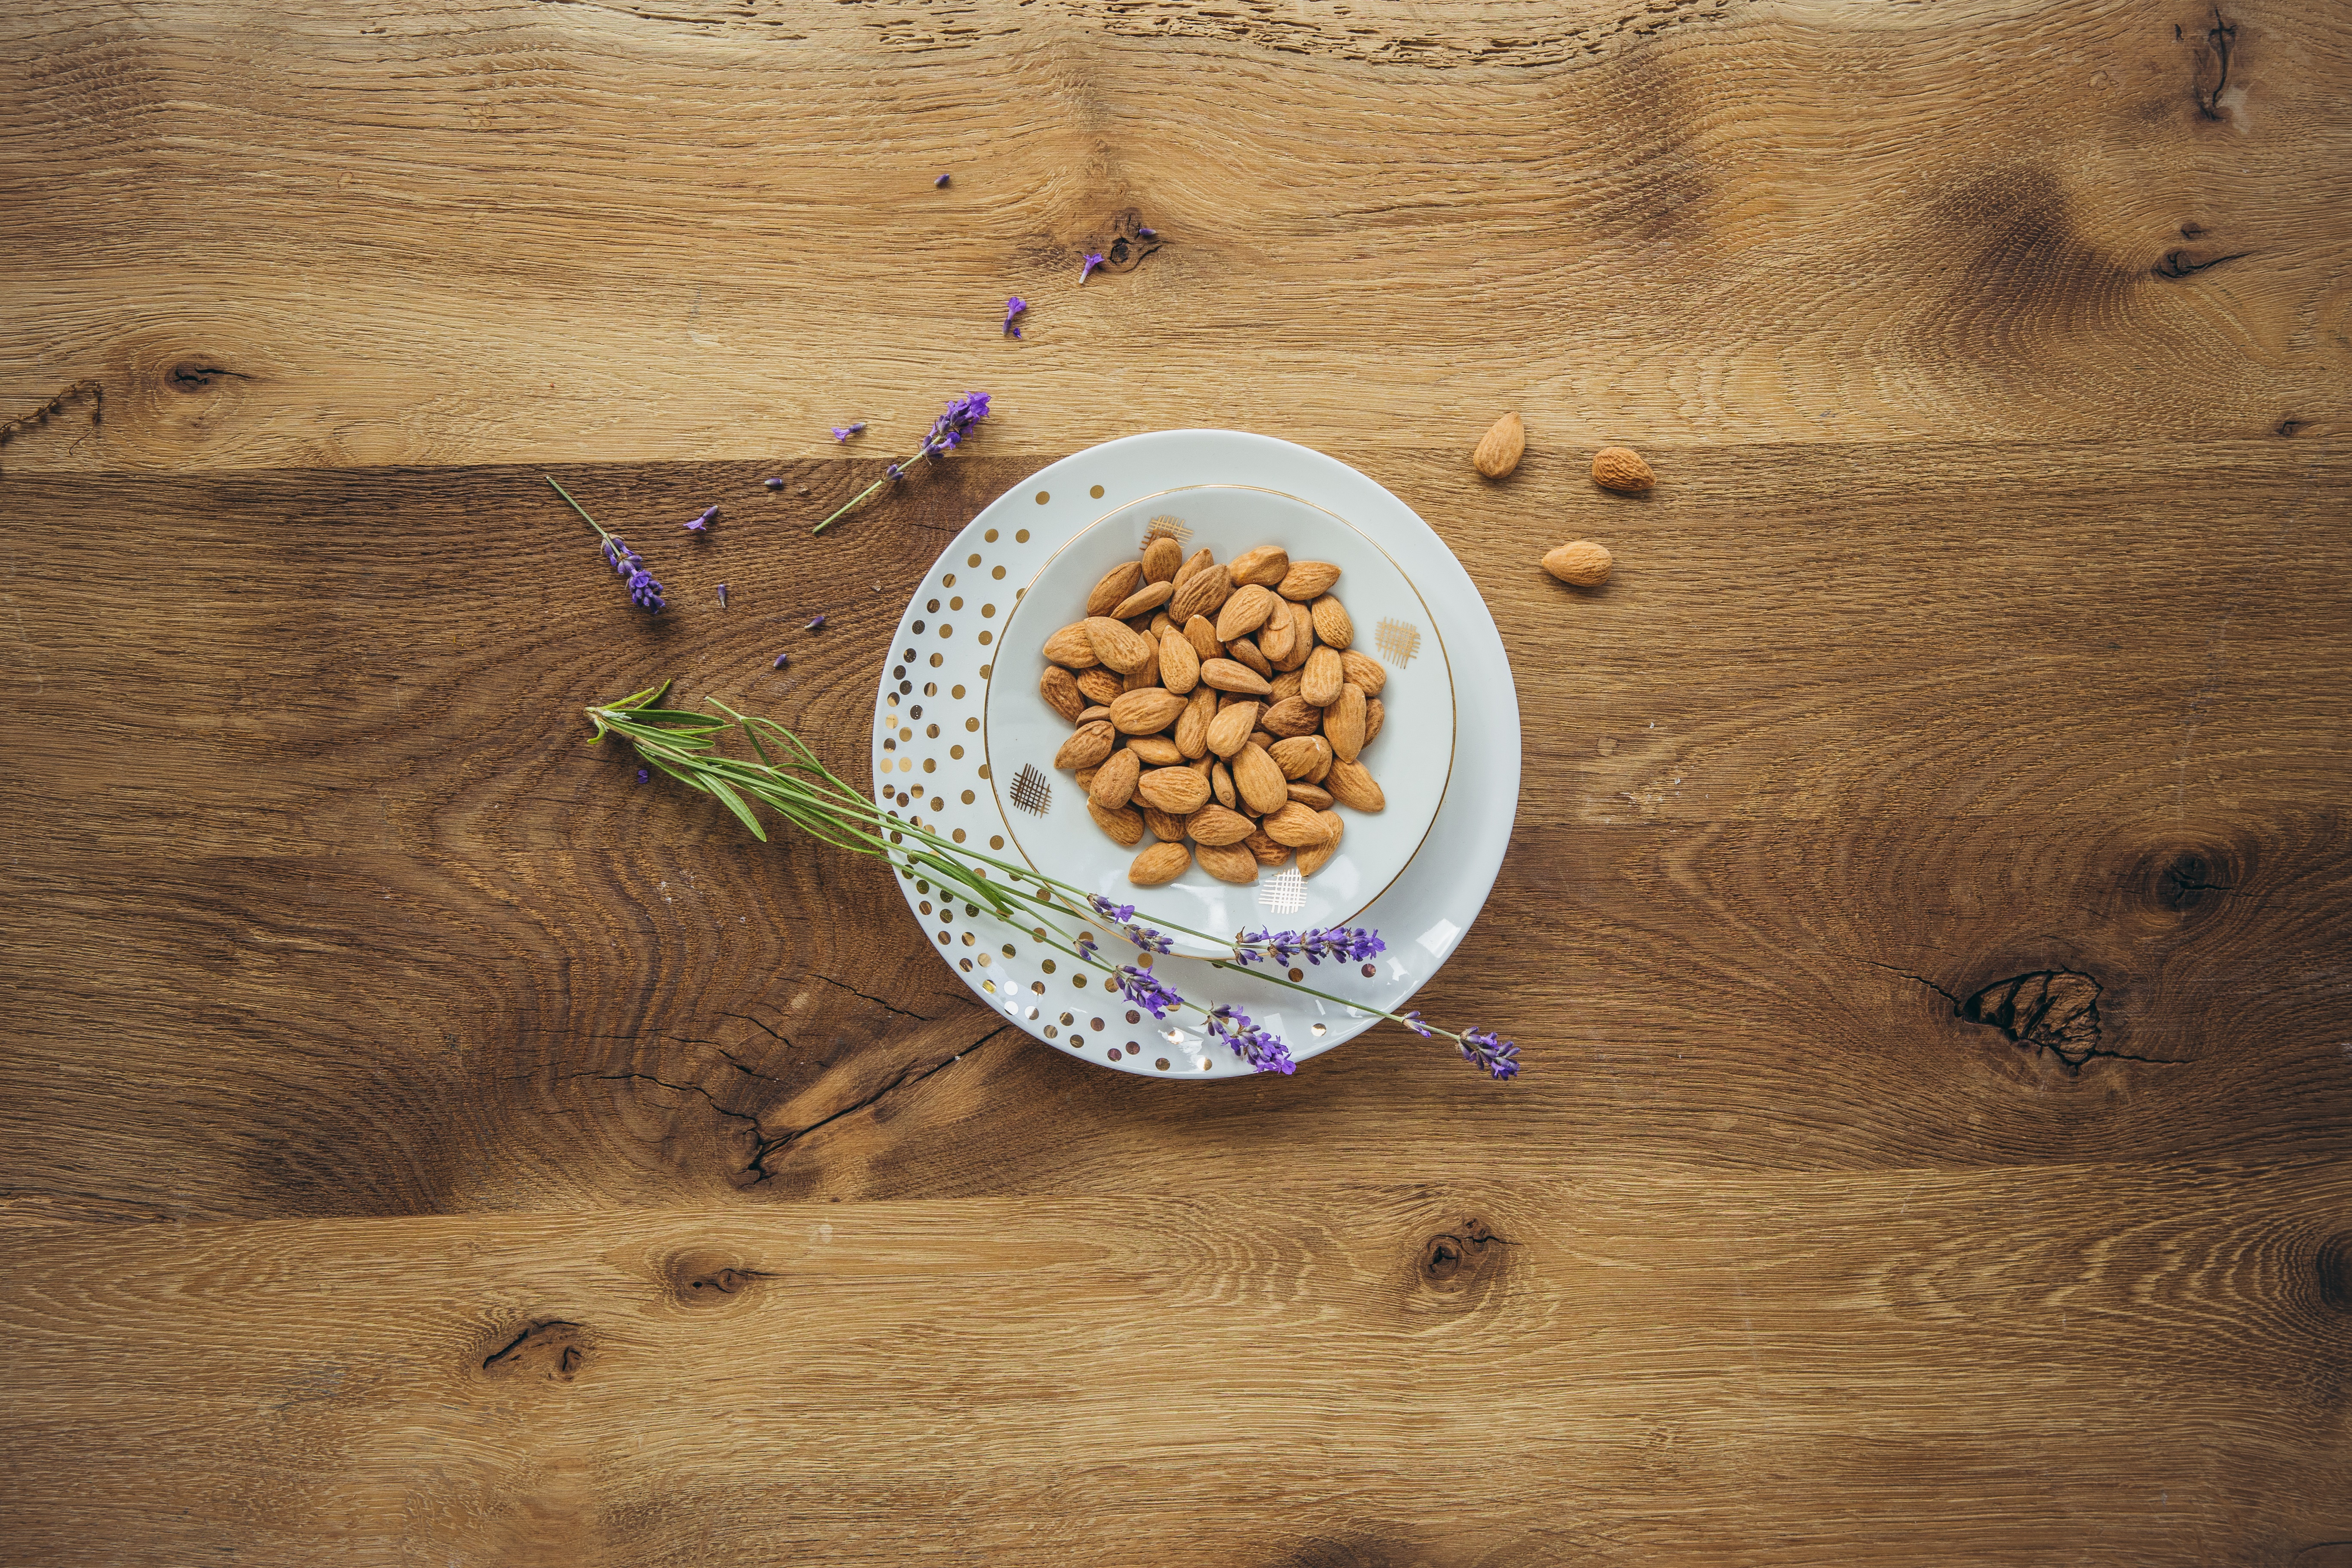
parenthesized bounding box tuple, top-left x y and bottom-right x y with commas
(3, 0, 2350, 1558)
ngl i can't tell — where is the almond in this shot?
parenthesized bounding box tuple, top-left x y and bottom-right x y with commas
(1225, 635, 1272, 677)
(1277, 560, 1341, 601)
(1257, 600, 1298, 662)
(1269, 668, 1305, 704)
(1183, 614, 1222, 663)
(1075, 667, 1124, 705)
(1214, 584, 1278, 642)
(1088, 799, 1145, 846)
(1262, 801, 1335, 848)
(1325, 683, 1367, 762)
(1591, 445, 1654, 493)
(1325, 757, 1384, 812)
(1120, 639, 1161, 688)
(1309, 594, 1353, 651)
(1134, 766, 1211, 815)
(1158, 631, 1201, 694)
(1260, 697, 1323, 738)
(1128, 841, 1191, 886)
(1286, 781, 1334, 808)
(1174, 686, 1216, 759)
(1195, 839, 1262, 885)
(1186, 803, 1257, 846)
(1298, 812, 1344, 876)
(1207, 701, 1260, 758)
(1144, 805, 1188, 842)
(1363, 697, 1384, 746)
(1086, 561, 1144, 617)
(1169, 567, 1234, 626)
(1338, 649, 1386, 698)
(1241, 830, 1292, 868)
(1227, 545, 1291, 587)
(1109, 687, 1186, 735)
(1542, 540, 1613, 586)
(1307, 746, 1334, 784)
(1199, 658, 1273, 697)
(1042, 623, 1100, 668)
(1173, 547, 1216, 588)
(1211, 760, 1237, 810)
(1084, 616, 1154, 673)
(1300, 646, 1344, 706)
(1130, 734, 1184, 766)
(1054, 721, 1115, 771)
(1250, 730, 1277, 752)
(1271, 600, 1315, 671)
(1075, 766, 1097, 790)
(1087, 747, 1141, 809)
(1149, 611, 1176, 639)
(1270, 734, 1331, 781)
(1232, 744, 1288, 815)
(1110, 579, 1176, 619)
(1076, 705, 1112, 726)
(1141, 535, 1185, 582)
(1040, 665, 1084, 723)
(1473, 412, 1525, 479)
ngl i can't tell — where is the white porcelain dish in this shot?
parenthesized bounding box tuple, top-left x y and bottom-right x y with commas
(868, 430, 1519, 1079)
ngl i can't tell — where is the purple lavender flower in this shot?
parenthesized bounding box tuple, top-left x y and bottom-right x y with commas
(831, 422, 867, 441)
(625, 567, 665, 612)
(934, 173, 950, 187)
(683, 505, 717, 533)
(772, 652, 789, 670)
(805, 613, 827, 631)
(1079, 252, 1105, 283)
(1459, 1028, 1519, 1081)
(717, 582, 729, 608)
(915, 391, 990, 458)
(1233, 925, 1384, 966)
(1113, 964, 1184, 1020)
(1003, 297, 1026, 339)
(636, 767, 649, 784)
(1088, 896, 1136, 924)
(1399, 1011, 1434, 1038)
(1074, 930, 1099, 962)
(763, 476, 785, 490)
(1206, 1005, 1295, 1075)
(546, 477, 663, 616)
(1136, 226, 1157, 239)
(602, 536, 638, 576)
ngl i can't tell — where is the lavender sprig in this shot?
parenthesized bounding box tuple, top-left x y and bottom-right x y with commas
(812, 392, 991, 536)
(1003, 297, 1026, 338)
(1205, 1005, 1295, 1075)
(549, 476, 664, 615)
(1231, 926, 1385, 967)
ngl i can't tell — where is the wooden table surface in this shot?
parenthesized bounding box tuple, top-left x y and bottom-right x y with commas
(6, 0, 2350, 1561)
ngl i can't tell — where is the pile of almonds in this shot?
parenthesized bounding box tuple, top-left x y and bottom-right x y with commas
(1039, 534, 1388, 887)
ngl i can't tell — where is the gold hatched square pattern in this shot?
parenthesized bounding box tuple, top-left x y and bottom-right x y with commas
(1010, 764, 1052, 815)
(1374, 618, 1421, 666)
(1142, 515, 1191, 546)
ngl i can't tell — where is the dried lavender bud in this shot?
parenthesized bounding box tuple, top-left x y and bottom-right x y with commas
(934, 173, 950, 187)
(763, 476, 784, 490)
(831, 422, 866, 441)
(1003, 296, 1026, 338)
(805, 613, 827, 631)
(683, 505, 717, 533)
(716, 582, 729, 608)
(1079, 252, 1104, 283)
(772, 652, 790, 670)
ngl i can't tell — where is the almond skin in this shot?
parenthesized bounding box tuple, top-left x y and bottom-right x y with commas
(1195, 839, 1262, 885)
(1300, 646, 1344, 707)
(1277, 560, 1341, 601)
(1157, 631, 1200, 694)
(1270, 734, 1332, 781)
(1173, 547, 1216, 589)
(1076, 705, 1112, 726)
(1338, 649, 1386, 698)
(1169, 567, 1234, 626)
(1129, 735, 1183, 766)
(1087, 747, 1142, 810)
(1363, 697, 1384, 747)
(1109, 687, 1188, 735)
(1134, 766, 1211, 815)
(1086, 561, 1145, 617)
(1268, 668, 1305, 704)
(1309, 595, 1354, 651)
(1257, 599, 1298, 662)
(1173, 686, 1216, 759)
(1591, 446, 1655, 493)
(1149, 611, 1176, 640)
(1199, 658, 1273, 697)
(1128, 841, 1191, 886)
(1183, 614, 1222, 664)
(1214, 584, 1279, 643)
(1473, 412, 1525, 478)
(1075, 766, 1097, 790)
(1227, 545, 1291, 587)
(1043, 623, 1101, 668)
(1040, 665, 1084, 723)
(1325, 757, 1385, 812)
(1286, 781, 1334, 808)
(1088, 799, 1145, 846)
(1271, 601, 1315, 671)
(1144, 805, 1188, 842)
(1325, 683, 1368, 762)
(1224, 636, 1273, 678)
(1054, 721, 1116, 771)
(1260, 697, 1323, 738)
(1232, 744, 1289, 815)
(1084, 616, 1155, 673)
(1298, 812, 1344, 876)
(1542, 540, 1614, 586)
(1110, 579, 1177, 619)
(1186, 803, 1258, 846)
(1141, 535, 1185, 582)
(1075, 667, 1124, 705)
(1211, 760, 1237, 809)
(1262, 801, 1336, 848)
(1242, 830, 1292, 868)
(1120, 639, 1161, 689)
(1206, 701, 1260, 758)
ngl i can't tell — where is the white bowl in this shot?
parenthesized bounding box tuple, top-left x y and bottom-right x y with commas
(983, 484, 1456, 955)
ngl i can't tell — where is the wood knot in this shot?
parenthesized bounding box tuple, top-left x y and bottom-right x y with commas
(662, 1246, 776, 1306)
(481, 1320, 588, 1381)
(1415, 1218, 1507, 1304)
(166, 362, 244, 394)
(2129, 836, 2242, 922)
(1956, 971, 2104, 1069)
(2316, 1234, 2352, 1316)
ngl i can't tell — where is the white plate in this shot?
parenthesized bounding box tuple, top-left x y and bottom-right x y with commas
(869, 430, 1520, 1079)
(986, 486, 1456, 957)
